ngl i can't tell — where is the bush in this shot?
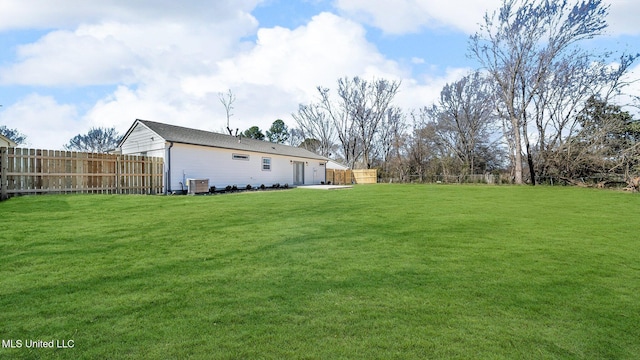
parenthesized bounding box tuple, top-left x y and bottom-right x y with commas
(246, 184, 252, 190)
(209, 186, 216, 193)
(225, 185, 232, 191)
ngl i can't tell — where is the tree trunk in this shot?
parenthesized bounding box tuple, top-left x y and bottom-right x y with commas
(526, 143, 536, 186)
(523, 121, 536, 185)
(512, 116, 523, 184)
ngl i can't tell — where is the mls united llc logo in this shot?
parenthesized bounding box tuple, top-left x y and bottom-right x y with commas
(2, 339, 74, 349)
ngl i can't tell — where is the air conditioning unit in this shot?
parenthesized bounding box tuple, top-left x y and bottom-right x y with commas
(187, 179, 209, 195)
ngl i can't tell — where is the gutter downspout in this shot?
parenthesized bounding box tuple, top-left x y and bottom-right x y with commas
(166, 141, 174, 194)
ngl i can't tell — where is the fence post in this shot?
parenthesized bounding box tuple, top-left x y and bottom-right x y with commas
(1, 147, 7, 200)
(116, 154, 121, 194)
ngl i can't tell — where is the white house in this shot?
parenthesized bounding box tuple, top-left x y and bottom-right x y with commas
(0, 133, 17, 148)
(117, 119, 329, 193)
(326, 160, 349, 171)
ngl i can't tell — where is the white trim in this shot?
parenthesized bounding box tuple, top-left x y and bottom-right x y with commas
(262, 157, 271, 171)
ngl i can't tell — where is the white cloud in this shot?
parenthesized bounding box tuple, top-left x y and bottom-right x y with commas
(0, 2, 263, 145)
(607, 1, 640, 36)
(76, 12, 407, 140)
(0, 94, 79, 149)
(182, 12, 404, 99)
(0, 29, 138, 86)
(334, 0, 501, 34)
(84, 84, 218, 134)
(0, 0, 262, 30)
(612, 62, 640, 115)
(179, 12, 409, 130)
(0, 15, 258, 86)
(335, 0, 640, 36)
(396, 67, 472, 111)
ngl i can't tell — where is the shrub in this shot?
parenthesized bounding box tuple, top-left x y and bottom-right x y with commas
(246, 184, 252, 190)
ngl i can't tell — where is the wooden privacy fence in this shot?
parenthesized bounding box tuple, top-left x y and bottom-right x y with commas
(326, 169, 352, 185)
(352, 169, 377, 184)
(1, 147, 163, 200)
(326, 169, 378, 185)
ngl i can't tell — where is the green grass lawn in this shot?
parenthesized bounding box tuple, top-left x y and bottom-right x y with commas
(0, 185, 639, 359)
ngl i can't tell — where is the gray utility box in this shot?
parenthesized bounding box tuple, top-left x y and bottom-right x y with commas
(188, 179, 209, 195)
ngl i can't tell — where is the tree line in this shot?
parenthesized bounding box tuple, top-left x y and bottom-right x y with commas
(290, 0, 639, 185)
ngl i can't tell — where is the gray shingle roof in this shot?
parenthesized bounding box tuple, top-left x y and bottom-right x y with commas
(137, 119, 327, 161)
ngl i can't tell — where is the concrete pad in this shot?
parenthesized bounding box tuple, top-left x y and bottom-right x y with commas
(297, 185, 353, 190)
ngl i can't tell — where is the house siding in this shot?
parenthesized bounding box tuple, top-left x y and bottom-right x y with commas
(168, 143, 325, 191)
(0, 135, 17, 148)
(120, 123, 166, 157)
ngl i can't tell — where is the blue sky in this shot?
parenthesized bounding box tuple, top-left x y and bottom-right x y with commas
(0, 0, 638, 149)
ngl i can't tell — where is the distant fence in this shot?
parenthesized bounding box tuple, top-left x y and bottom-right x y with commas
(384, 174, 509, 184)
(352, 169, 377, 184)
(1, 147, 164, 200)
(326, 169, 378, 185)
(429, 174, 504, 184)
(326, 169, 352, 185)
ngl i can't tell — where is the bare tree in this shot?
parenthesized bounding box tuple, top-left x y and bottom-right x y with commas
(375, 106, 407, 178)
(292, 103, 335, 157)
(317, 80, 360, 168)
(288, 127, 305, 147)
(470, 0, 610, 184)
(429, 72, 499, 174)
(317, 76, 401, 168)
(219, 89, 236, 136)
(407, 108, 441, 182)
(350, 77, 401, 169)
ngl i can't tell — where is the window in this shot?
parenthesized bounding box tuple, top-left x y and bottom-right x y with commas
(262, 157, 271, 171)
(233, 153, 249, 161)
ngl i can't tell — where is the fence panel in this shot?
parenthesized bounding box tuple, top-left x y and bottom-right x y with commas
(0, 147, 163, 199)
(326, 169, 353, 185)
(352, 169, 377, 184)
(325, 169, 378, 184)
